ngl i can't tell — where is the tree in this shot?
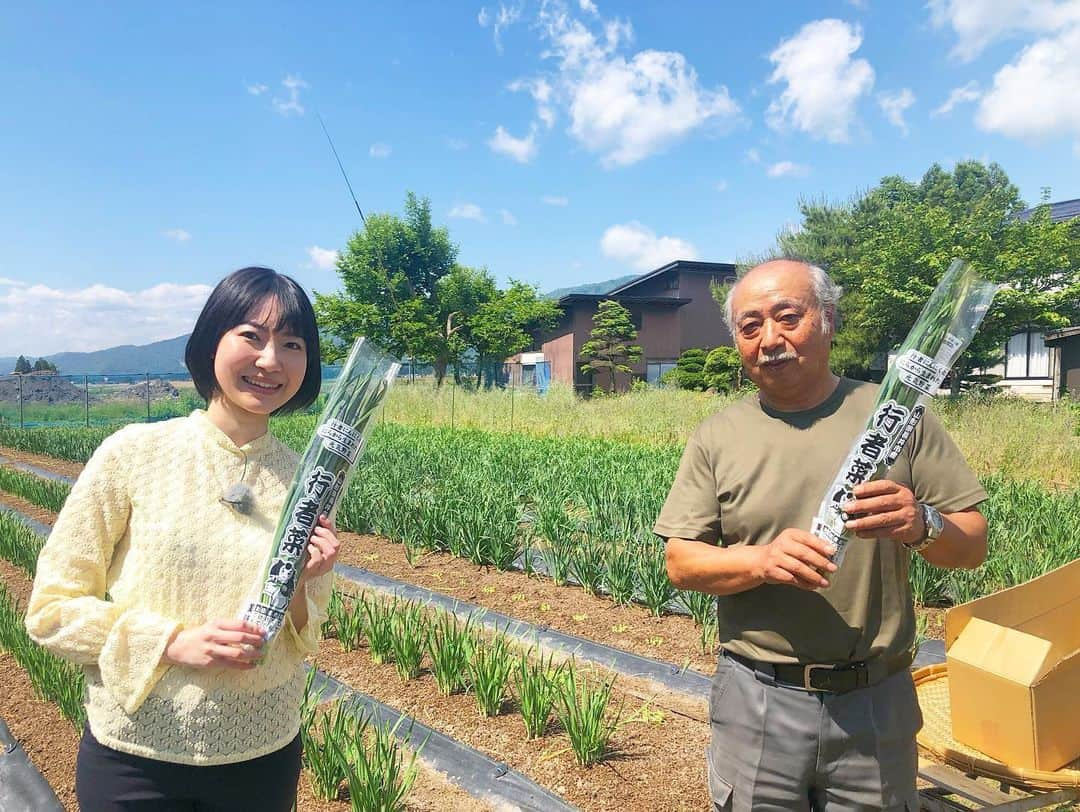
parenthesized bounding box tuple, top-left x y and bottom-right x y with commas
(579, 300, 642, 394)
(468, 281, 562, 386)
(434, 265, 498, 385)
(315, 192, 457, 367)
(778, 161, 1079, 385)
(703, 346, 743, 392)
(13, 356, 31, 374)
(32, 358, 57, 373)
(671, 347, 709, 391)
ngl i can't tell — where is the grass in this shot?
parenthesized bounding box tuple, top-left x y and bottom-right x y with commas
(513, 650, 565, 739)
(557, 663, 621, 768)
(3, 399, 1078, 607)
(0, 510, 46, 577)
(0, 465, 69, 512)
(428, 610, 475, 696)
(0, 581, 86, 728)
(467, 631, 515, 718)
(0, 388, 204, 428)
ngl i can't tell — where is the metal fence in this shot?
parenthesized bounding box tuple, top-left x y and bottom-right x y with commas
(0, 361, 554, 429)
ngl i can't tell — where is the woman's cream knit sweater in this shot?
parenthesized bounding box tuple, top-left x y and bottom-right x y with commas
(25, 410, 333, 765)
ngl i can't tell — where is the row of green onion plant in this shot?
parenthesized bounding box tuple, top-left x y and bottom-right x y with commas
(325, 590, 623, 765)
(13, 420, 1079, 603)
(0, 582, 86, 728)
(0, 509, 46, 577)
(299, 671, 423, 811)
(0, 465, 70, 513)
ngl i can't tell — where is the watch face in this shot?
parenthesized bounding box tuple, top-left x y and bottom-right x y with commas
(924, 504, 944, 538)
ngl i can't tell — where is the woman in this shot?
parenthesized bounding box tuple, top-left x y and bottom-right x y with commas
(26, 267, 339, 811)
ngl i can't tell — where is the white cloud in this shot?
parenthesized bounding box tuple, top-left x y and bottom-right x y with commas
(488, 124, 538, 162)
(448, 202, 487, 222)
(766, 19, 875, 143)
(307, 246, 339, 270)
(745, 147, 761, 164)
(0, 277, 26, 287)
(542, 194, 569, 206)
(976, 24, 1080, 143)
(933, 80, 983, 115)
(766, 161, 811, 178)
(272, 74, 308, 116)
(245, 82, 268, 96)
(369, 143, 392, 158)
(478, 2, 524, 52)
(533, 5, 740, 167)
(446, 138, 468, 151)
(579, 0, 598, 13)
(500, 209, 518, 225)
(927, 0, 1080, 61)
(878, 88, 916, 135)
(846, 0, 868, 7)
(0, 282, 213, 356)
(509, 78, 556, 128)
(715, 180, 728, 192)
(162, 228, 191, 242)
(600, 221, 699, 270)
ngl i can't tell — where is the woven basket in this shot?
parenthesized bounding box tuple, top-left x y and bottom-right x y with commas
(913, 664, 1080, 791)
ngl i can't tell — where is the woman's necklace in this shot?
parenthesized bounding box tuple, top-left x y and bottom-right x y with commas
(220, 450, 254, 515)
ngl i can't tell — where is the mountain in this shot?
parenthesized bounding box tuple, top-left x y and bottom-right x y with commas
(42, 335, 191, 375)
(543, 274, 639, 300)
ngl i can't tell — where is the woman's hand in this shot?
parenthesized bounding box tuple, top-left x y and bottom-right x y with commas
(163, 619, 265, 669)
(299, 514, 341, 584)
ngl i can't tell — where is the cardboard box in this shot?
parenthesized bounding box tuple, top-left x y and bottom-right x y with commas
(945, 557, 1080, 772)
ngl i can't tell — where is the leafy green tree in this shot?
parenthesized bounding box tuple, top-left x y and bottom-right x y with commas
(703, 346, 743, 392)
(13, 356, 31, 374)
(468, 281, 562, 386)
(579, 300, 642, 394)
(671, 348, 709, 391)
(32, 358, 57, 372)
(433, 265, 498, 385)
(778, 161, 1079, 386)
(315, 192, 457, 366)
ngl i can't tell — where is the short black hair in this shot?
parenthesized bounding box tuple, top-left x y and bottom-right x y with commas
(185, 267, 321, 414)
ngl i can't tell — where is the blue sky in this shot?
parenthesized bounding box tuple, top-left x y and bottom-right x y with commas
(2, 1, 1079, 355)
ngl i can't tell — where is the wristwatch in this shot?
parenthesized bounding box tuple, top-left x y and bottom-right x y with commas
(904, 503, 944, 552)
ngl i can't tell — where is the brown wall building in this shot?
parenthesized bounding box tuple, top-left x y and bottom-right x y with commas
(535, 260, 737, 391)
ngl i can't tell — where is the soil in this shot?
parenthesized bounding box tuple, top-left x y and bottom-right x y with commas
(315, 640, 711, 811)
(0, 375, 85, 404)
(0, 515, 486, 812)
(0, 446, 85, 480)
(0, 445, 949, 667)
(0, 446, 956, 812)
(97, 379, 180, 401)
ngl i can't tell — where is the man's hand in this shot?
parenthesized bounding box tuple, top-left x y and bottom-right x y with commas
(842, 480, 924, 546)
(163, 619, 265, 669)
(753, 529, 838, 590)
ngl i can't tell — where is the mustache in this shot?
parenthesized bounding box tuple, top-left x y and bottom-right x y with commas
(758, 350, 798, 365)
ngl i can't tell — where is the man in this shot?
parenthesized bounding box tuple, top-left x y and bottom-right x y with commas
(655, 259, 988, 811)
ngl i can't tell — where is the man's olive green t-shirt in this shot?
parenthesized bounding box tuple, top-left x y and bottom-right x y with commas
(653, 378, 987, 666)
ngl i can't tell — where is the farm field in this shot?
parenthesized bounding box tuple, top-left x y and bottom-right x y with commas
(0, 394, 1077, 810)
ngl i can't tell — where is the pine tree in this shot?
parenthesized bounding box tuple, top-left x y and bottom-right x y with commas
(13, 355, 30, 374)
(578, 300, 642, 394)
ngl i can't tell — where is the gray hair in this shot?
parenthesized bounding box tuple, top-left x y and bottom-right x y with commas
(723, 261, 842, 335)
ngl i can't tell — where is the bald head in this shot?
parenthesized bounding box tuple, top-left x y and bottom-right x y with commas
(723, 260, 841, 336)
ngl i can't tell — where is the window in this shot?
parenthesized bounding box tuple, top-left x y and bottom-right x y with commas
(666, 274, 680, 290)
(646, 359, 678, 384)
(1004, 330, 1050, 379)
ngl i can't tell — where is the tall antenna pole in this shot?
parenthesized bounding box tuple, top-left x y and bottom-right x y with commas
(317, 113, 366, 226)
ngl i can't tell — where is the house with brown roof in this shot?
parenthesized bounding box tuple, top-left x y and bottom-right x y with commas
(528, 260, 737, 391)
(981, 198, 1080, 401)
